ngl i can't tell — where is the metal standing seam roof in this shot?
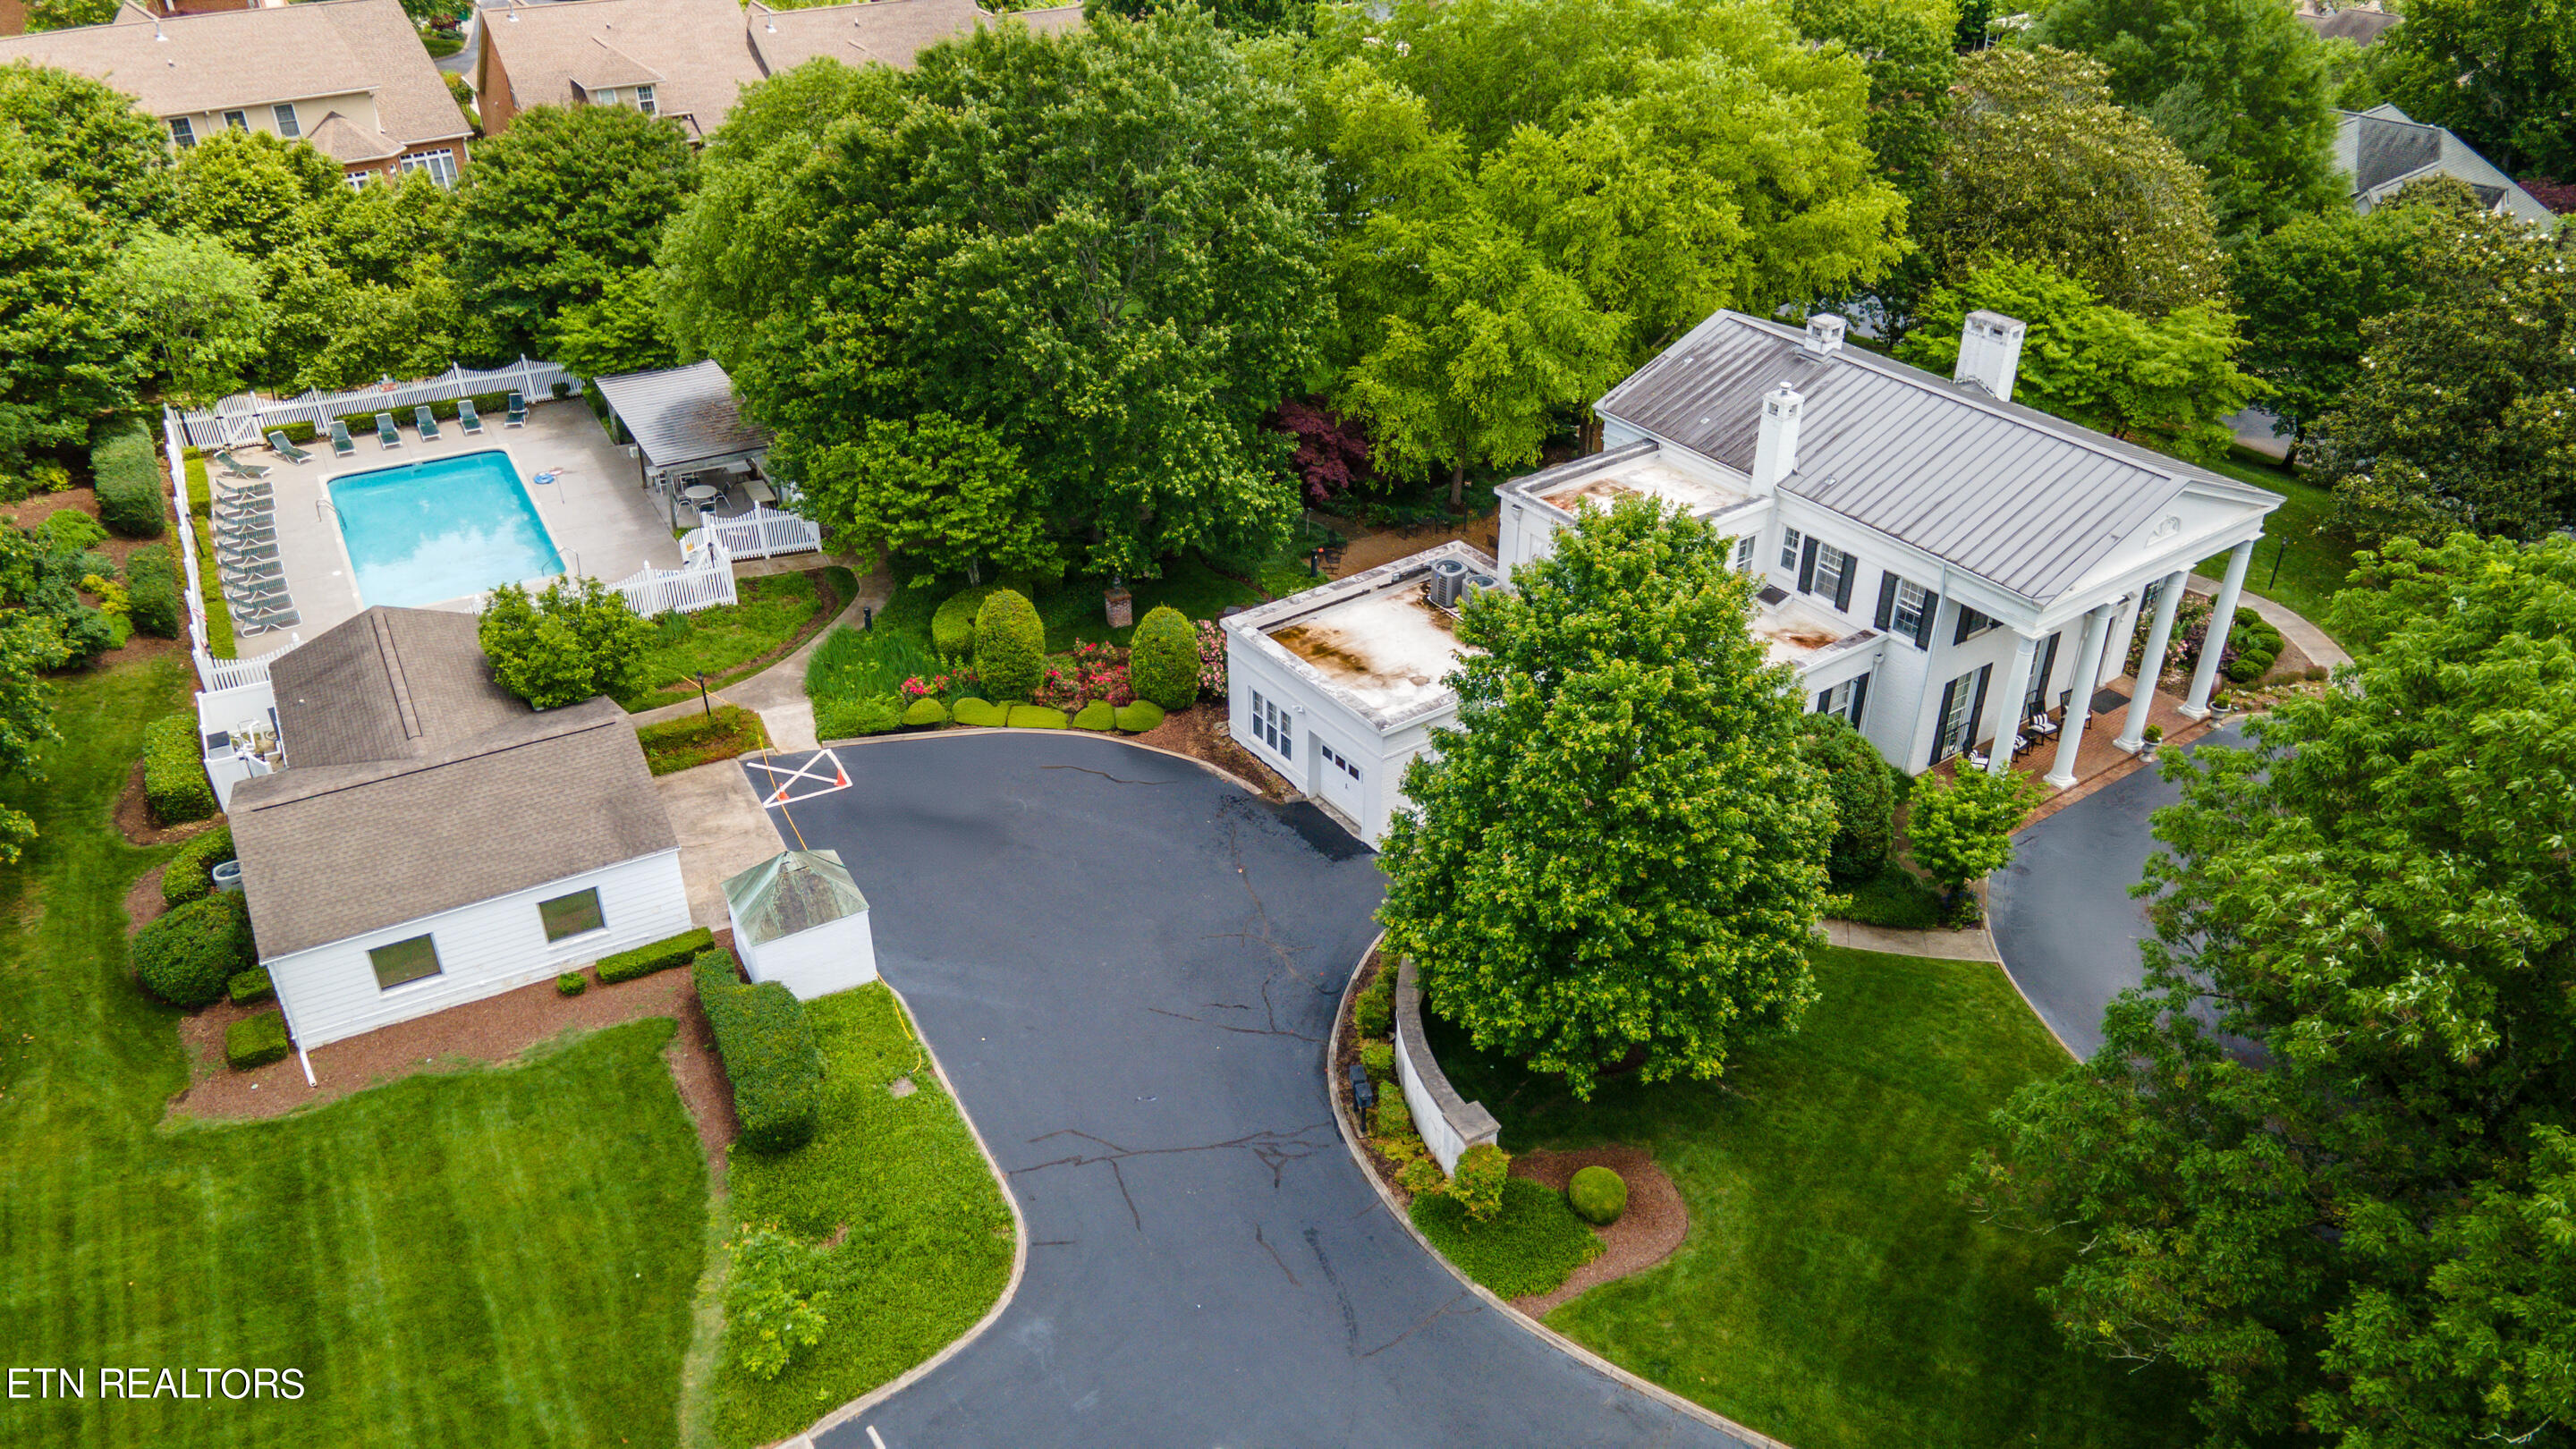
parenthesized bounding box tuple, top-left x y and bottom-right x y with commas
(591, 360, 774, 470)
(723, 849, 869, 948)
(1592, 312, 2284, 604)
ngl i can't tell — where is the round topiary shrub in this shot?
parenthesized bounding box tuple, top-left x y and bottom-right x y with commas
(1007, 704, 1070, 729)
(162, 823, 237, 908)
(931, 585, 993, 658)
(902, 697, 950, 728)
(1113, 700, 1165, 733)
(951, 697, 1006, 728)
(1129, 605, 1199, 710)
(133, 892, 256, 1008)
(1072, 700, 1116, 732)
(1568, 1165, 1628, 1225)
(557, 970, 588, 996)
(973, 589, 1043, 700)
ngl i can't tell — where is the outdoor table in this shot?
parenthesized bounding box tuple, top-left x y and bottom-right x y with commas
(681, 482, 723, 507)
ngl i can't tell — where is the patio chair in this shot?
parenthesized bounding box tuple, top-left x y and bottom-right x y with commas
(375, 412, 401, 450)
(216, 520, 276, 546)
(213, 482, 273, 507)
(223, 557, 284, 584)
(329, 420, 356, 458)
(505, 391, 526, 428)
(212, 449, 272, 481)
(216, 538, 280, 565)
(266, 430, 315, 464)
(240, 605, 300, 633)
(225, 580, 289, 609)
(413, 405, 442, 441)
(457, 398, 484, 435)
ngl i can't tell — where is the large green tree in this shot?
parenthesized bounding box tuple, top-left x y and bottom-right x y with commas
(2307, 191, 2576, 547)
(792, 413, 1060, 588)
(2377, 0, 2576, 179)
(2029, 0, 2342, 240)
(0, 63, 173, 231)
(0, 135, 133, 462)
(1964, 530, 2576, 1449)
(1377, 498, 1835, 1099)
(665, 16, 1330, 580)
(113, 230, 271, 408)
(1899, 254, 2258, 461)
(1911, 47, 2228, 322)
(2230, 200, 2429, 465)
(454, 104, 697, 358)
(0, 526, 76, 863)
(174, 128, 344, 257)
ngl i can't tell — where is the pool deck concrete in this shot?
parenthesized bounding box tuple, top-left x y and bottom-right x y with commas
(222, 401, 682, 657)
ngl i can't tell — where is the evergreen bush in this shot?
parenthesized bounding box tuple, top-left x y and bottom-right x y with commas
(1375, 1089, 1414, 1138)
(971, 589, 1043, 700)
(133, 892, 255, 1007)
(951, 697, 1007, 727)
(143, 715, 217, 825)
(693, 948, 823, 1154)
(1128, 605, 1200, 709)
(1072, 700, 1117, 731)
(557, 971, 588, 996)
(226, 967, 274, 1004)
(39, 509, 107, 553)
(931, 584, 996, 658)
(1801, 714, 1896, 879)
(1360, 1038, 1394, 1081)
(901, 697, 950, 728)
(1112, 700, 1165, 733)
(1567, 1165, 1628, 1225)
(225, 1012, 291, 1070)
(1005, 704, 1068, 729)
(125, 546, 183, 639)
(1353, 965, 1397, 1038)
(1449, 1144, 1509, 1223)
(596, 927, 714, 984)
(816, 695, 903, 740)
(91, 417, 166, 538)
(162, 824, 237, 907)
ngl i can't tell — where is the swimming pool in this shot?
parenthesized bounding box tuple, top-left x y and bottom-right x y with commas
(329, 450, 565, 608)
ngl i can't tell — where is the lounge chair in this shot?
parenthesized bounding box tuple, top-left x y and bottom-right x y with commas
(240, 605, 300, 633)
(375, 412, 401, 450)
(225, 581, 289, 608)
(213, 486, 273, 510)
(216, 515, 275, 539)
(457, 399, 484, 435)
(267, 430, 315, 464)
(329, 420, 356, 458)
(413, 405, 441, 441)
(212, 449, 271, 481)
(216, 538, 280, 564)
(224, 558, 284, 584)
(505, 391, 526, 428)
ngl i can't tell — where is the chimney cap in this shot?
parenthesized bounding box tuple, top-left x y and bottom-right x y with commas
(1802, 313, 1847, 356)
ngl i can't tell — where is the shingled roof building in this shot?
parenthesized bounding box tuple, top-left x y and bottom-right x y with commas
(470, 0, 1081, 139)
(2335, 104, 2557, 229)
(227, 606, 688, 1052)
(0, 0, 471, 186)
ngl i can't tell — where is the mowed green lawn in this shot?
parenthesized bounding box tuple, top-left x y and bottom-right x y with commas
(0, 660, 710, 1447)
(1428, 946, 2196, 1449)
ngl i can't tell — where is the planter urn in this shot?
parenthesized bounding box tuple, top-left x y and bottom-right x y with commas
(1104, 588, 1134, 629)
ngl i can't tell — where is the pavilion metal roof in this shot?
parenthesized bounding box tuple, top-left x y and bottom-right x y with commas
(592, 360, 773, 471)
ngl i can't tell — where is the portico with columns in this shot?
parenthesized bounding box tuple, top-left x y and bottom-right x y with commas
(1496, 307, 2283, 787)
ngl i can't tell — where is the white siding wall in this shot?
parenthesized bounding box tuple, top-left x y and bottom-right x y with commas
(266, 849, 689, 1050)
(733, 911, 877, 1001)
(1225, 637, 1456, 843)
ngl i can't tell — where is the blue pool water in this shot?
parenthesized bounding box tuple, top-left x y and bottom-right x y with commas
(329, 450, 565, 607)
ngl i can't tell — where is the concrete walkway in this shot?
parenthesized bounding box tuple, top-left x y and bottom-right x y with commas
(630, 554, 891, 751)
(2186, 573, 2351, 672)
(1818, 918, 2000, 962)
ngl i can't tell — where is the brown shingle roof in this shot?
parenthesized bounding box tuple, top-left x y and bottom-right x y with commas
(0, 0, 467, 150)
(479, 0, 761, 132)
(231, 607, 678, 958)
(747, 0, 1077, 72)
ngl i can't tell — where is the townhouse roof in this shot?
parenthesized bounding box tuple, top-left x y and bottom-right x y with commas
(747, 0, 1083, 73)
(1591, 311, 2284, 604)
(1224, 542, 1496, 733)
(0, 0, 469, 149)
(478, 0, 761, 137)
(2335, 105, 2558, 228)
(231, 607, 677, 958)
(2294, 6, 2400, 45)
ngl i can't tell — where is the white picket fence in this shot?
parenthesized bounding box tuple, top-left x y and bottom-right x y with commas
(176, 359, 580, 450)
(165, 406, 299, 692)
(612, 535, 740, 616)
(686, 504, 821, 562)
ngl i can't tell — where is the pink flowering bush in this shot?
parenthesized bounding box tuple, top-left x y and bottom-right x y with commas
(1195, 620, 1227, 696)
(899, 670, 983, 702)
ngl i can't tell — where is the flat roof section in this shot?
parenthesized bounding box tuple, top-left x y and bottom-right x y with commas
(1266, 582, 1468, 719)
(1751, 591, 1873, 668)
(1532, 454, 1750, 519)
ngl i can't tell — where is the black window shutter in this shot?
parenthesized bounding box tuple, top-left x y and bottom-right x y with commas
(2028, 632, 2062, 716)
(1816, 689, 1831, 713)
(1929, 678, 1959, 764)
(1849, 673, 1869, 729)
(1833, 556, 1856, 612)
(1798, 536, 1819, 593)
(1912, 592, 1940, 649)
(1966, 664, 1993, 753)
(1874, 572, 1897, 630)
(1953, 606, 1976, 647)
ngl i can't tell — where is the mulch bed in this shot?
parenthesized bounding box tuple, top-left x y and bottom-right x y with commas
(1130, 704, 1290, 801)
(114, 761, 225, 846)
(123, 865, 171, 936)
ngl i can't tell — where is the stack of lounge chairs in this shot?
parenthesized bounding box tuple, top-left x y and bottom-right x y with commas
(209, 452, 297, 634)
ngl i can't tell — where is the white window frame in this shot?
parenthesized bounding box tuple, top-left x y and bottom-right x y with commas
(1247, 689, 1293, 762)
(273, 103, 300, 139)
(1778, 527, 1803, 572)
(1818, 677, 1859, 722)
(1318, 741, 1360, 783)
(344, 171, 373, 191)
(1890, 579, 1929, 640)
(399, 148, 458, 188)
(1935, 669, 1978, 760)
(169, 117, 195, 148)
(222, 110, 248, 131)
(1731, 535, 1754, 573)
(1811, 543, 1852, 604)
(635, 84, 657, 116)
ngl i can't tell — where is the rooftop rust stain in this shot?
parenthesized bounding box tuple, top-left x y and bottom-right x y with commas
(1271, 596, 1456, 688)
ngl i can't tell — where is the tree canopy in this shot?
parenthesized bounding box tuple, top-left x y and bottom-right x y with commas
(1377, 498, 1835, 1099)
(112, 229, 270, 409)
(2376, 0, 2576, 179)
(0, 134, 134, 464)
(1964, 530, 2576, 1448)
(2029, 0, 2342, 240)
(0, 63, 172, 231)
(665, 16, 1331, 580)
(2230, 199, 2431, 464)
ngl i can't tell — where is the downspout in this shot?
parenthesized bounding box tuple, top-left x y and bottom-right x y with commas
(270, 966, 318, 1088)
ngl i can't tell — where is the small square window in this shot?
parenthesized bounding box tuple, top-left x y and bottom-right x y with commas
(169, 117, 195, 148)
(539, 886, 605, 943)
(273, 104, 300, 139)
(223, 110, 248, 131)
(369, 934, 443, 990)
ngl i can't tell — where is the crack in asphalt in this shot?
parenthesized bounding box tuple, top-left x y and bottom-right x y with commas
(1360, 1291, 1486, 1360)
(1255, 1224, 1301, 1287)
(1216, 805, 1309, 985)
(1304, 1226, 1361, 1349)
(1148, 980, 1318, 1041)
(1039, 765, 1176, 786)
(1013, 1122, 1338, 1209)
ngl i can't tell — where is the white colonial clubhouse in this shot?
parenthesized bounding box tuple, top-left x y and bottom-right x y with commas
(1225, 308, 2284, 840)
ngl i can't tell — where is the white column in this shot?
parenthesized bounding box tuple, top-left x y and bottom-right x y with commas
(2115, 570, 2190, 751)
(2044, 604, 2112, 789)
(1986, 631, 2039, 777)
(2180, 538, 2258, 718)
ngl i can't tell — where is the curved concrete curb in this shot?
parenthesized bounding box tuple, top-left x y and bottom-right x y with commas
(1325, 936, 1792, 1449)
(774, 979, 1030, 1449)
(1817, 917, 2000, 962)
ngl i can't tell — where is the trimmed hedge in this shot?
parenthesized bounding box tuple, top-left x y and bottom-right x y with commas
(1005, 704, 1068, 730)
(901, 697, 949, 728)
(163, 824, 237, 907)
(39, 508, 107, 553)
(1353, 964, 1396, 1038)
(227, 967, 274, 1005)
(91, 417, 165, 538)
(1129, 605, 1199, 709)
(1112, 701, 1164, 733)
(1375, 1087, 1414, 1138)
(1569, 1165, 1628, 1225)
(972, 589, 1043, 701)
(1359, 1038, 1394, 1082)
(2223, 607, 2286, 683)
(596, 926, 714, 985)
(557, 970, 589, 996)
(225, 1012, 292, 1070)
(816, 694, 902, 741)
(693, 948, 823, 1155)
(133, 892, 256, 1008)
(951, 697, 1006, 728)
(930, 584, 996, 658)
(1450, 1143, 1509, 1222)
(125, 546, 183, 640)
(143, 715, 217, 825)
(1072, 700, 1116, 732)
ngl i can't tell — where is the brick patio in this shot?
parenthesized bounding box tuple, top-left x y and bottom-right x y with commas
(1937, 674, 2224, 826)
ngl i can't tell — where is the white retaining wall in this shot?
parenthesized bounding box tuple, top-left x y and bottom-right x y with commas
(1391, 955, 1500, 1174)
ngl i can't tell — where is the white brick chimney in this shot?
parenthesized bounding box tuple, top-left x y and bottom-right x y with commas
(1953, 310, 2028, 402)
(1803, 313, 1847, 357)
(1750, 383, 1803, 493)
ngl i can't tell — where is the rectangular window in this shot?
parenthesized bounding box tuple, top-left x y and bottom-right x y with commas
(597, 87, 618, 105)
(1818, 677, 1857, 720)
(1953, 604, 1999, 645)
(344, 171, 373, 191)
(1936, 673, 1976, 760)
(539, 886, 605, 943)
(1732, 535, 1755, 573)
(1891, 580, 1929, 640)
(272, 104, 300, 138)
(1778, 527, 1803, 572)
(635, 84, 657, 116)
(369, 934, 443, 990)
(223, 110, 248, 131)
(1810, 544, 1851, 605)
(170, 117, 195, 148)
(399, 148, 458, 188)
(1248, 690, 1293, 761)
